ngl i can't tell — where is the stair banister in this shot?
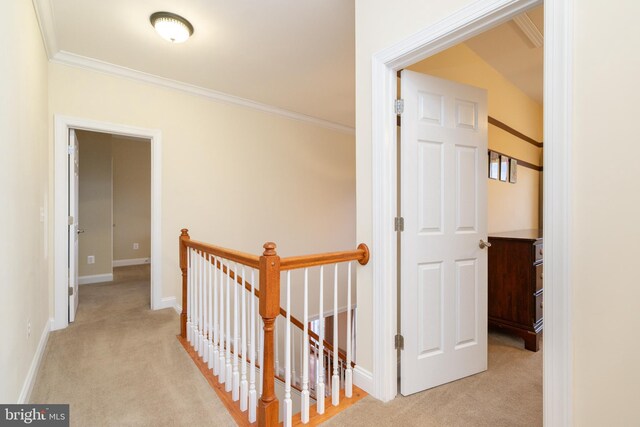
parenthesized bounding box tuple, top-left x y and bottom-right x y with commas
(179, 229, 371, 426)
(258, 242, 280, 427)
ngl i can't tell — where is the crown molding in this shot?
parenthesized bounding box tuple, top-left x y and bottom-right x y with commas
(32, 1, 354, 135)
(52, 50, 354, 134)
(32, 0, 58, 57)
(513, 12, 543, 48)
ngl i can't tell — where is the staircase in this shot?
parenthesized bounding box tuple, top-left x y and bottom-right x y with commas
(178, 229, 369, 426)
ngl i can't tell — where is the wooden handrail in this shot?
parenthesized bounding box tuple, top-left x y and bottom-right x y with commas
(209, 256, 354, 368)
(180, 229, 371, 427)
(280, 243, 370, 270)
(184, 238, 260, 268)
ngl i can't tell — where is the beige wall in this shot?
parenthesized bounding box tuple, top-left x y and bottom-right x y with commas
(112, 138, 151, 261)
(0, 2, 49, 402)
(77, 131, 113, 277)
(48, 62, 356, 316)
(356, 0, 640, 423)
(408, 43, 542, 233)
(572, 1, 640, 424)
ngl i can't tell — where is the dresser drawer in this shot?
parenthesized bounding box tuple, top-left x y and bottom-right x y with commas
(535, 263, 543, 292)
(534, 243, 543, 262)
(534, 292, 543, 322)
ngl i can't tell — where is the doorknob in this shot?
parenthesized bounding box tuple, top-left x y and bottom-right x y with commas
(479, 239, 491, 249)
(77, 229, 85, 234)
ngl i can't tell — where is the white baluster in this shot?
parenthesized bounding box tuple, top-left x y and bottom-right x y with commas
(212, 256, 219, 374)
(195, 251, 201, 352)
(249, 269, 257, 422)
(203, 254, 209, 363)
(219, 257, 226, 383)
(346, 262, 353, 397)
(258, 317, 264, 398)
(240, 266, 248, 411)
(187, 248, 192, 344)
(232, 263, 240, 401)
(275, 316, 280, 377)
(225, 260, 232, 392)
(301, 268, 310, 423)
(202, 253, 207, 357)
(332, 263, 339, 406)
(199, 252, 205, 357)
(292, 328, 296, 387)
(317, 265, 325, 414)
(284, 271, 292, 427)
(208, 255, 215, 369)
(191, 249, 197, 346)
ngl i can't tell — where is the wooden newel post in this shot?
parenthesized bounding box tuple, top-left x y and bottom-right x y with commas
(179, 228, 190, 339)
(258, 242, 280, 427)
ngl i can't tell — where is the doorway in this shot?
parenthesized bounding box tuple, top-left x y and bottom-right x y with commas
(369, 0, 573, 424)
(397, 7, 544, 397)
(53, 116, 164, 330)
(72, 130, 152, 320)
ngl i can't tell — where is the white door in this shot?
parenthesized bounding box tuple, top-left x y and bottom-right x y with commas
(68, 129, 80, 322)
(400, 70, 488, 395)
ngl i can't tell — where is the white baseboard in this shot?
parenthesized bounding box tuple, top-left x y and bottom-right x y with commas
(353, 365, 374, 395)
(173, 303, 182, 315)
(18, 318, 52, 403)
(78, 273, 113, 285)
(155, 296, 176, 311)
(113, 258, 150, 267)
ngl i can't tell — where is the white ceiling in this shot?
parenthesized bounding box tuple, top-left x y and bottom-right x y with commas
(37, 2, 542, 131)
(465, 6, 544, 104)
(41, 0, 355, 128)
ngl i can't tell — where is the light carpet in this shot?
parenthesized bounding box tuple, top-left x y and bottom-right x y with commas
(31, 265, 541, 426)
(324, 330, 542, 426)
(30, 265, 235, 427)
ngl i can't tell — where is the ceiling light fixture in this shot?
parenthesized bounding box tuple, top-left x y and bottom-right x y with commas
(150, 12, 194, 43)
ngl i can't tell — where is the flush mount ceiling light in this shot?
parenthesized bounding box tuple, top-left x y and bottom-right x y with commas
(150, 12, 194, 43)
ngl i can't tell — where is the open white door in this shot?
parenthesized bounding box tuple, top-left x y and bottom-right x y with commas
(68, 129, 80, 322)
(400, 70, 488, 395)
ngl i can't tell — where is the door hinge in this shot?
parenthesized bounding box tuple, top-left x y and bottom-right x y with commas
(394, 216, 404, 232)
(68, 287, 74, 296)
(68, 145, 75, 155)
(395, 99, 404, 115)
(395, 334, 404, 350)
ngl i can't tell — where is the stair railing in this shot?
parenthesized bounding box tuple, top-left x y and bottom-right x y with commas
(179, 228, 370, 427)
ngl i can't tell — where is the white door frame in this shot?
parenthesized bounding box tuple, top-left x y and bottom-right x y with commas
(53, 115, 163, 330)
(370, 0, 572, 425)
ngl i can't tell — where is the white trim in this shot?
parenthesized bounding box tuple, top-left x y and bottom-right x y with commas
(78, 273, 113, 285)
(513, 12, 544, 48)
(113, 257, 150, 267)
(308, 304, 356, 322)
(31, 0, 57, 58)
(173, 303, 182, 316)
(353, 366, 374, 395)
(18, 318, 51, 404)
(53, 116, 163, 330)
(543, 1, 573, 425)
(156, 296, 177, 311)
(370, 1, 572, 422)
(50, 51, 354, 135)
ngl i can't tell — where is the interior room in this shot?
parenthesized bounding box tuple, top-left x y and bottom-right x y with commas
(4, 0, 640, 426)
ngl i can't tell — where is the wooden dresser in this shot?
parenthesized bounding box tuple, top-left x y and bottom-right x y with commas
(488, 229, 543, 351)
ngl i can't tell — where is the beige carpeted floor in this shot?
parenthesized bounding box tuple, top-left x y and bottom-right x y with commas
(31, 265, 541, 426)
(30, 265, 235, 427)
(324, 331, 542, 427)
